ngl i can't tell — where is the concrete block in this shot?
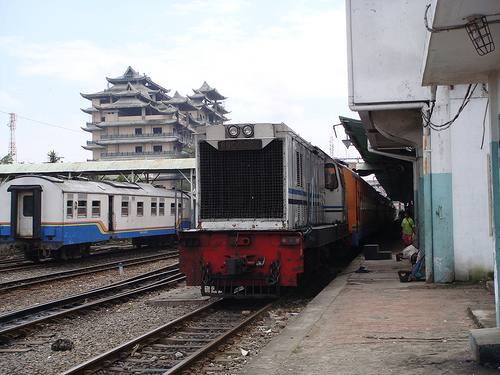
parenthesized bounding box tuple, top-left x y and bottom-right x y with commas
(364, 244, 392, 260)
(469, 327, 500, 365)
(363, 244, 379, 260)
(468, 305, 496, 328)
(377, 251, 392, 260)
(146, 288, 210, 307)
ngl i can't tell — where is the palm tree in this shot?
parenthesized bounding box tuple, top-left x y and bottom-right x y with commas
(0, 154, 13, 164)
(47, 150, 62, 163)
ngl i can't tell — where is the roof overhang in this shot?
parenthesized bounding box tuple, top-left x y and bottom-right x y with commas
(0, 159, 195, 182)
(422, 0, 500, 86)
(340, 116, 415, 204)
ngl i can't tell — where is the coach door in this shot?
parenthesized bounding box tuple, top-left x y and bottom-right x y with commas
(108, 195, 114, 232)
(7, 185, 42, 239)
(17, 192, 34, 237)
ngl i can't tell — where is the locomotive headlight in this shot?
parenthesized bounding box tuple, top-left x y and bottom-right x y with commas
(280, 236, 301, 245)
(242, 125, 254, 138)
(227, 125, 240, 138)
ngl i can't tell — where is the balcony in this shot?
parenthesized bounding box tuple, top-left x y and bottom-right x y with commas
(87, 117, 179, 127)
(99, 150, 180, 160)
(96, 132, 184, 145)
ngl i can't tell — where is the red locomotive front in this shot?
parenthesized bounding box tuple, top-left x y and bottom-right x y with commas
(179, 231, 303, 297)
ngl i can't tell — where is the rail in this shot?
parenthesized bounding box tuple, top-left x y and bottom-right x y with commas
(60, 299, 276, 375)
(0, 264, 185, 343)
(0, 251, 178, 292)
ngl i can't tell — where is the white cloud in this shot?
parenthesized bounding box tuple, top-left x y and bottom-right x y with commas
(171, 0, 247, 15)
(0, 91, 22, 111)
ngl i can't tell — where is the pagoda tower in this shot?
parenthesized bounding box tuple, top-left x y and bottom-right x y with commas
(81, 67, 229, 161)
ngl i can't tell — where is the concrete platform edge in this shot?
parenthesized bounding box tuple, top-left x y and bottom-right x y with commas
(238, 258, 362, 375)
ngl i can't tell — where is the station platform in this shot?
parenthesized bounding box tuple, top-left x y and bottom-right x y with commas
(238, 236, 496, 375)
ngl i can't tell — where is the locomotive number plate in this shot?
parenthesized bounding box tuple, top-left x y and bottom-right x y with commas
(218, 139, 262, 151)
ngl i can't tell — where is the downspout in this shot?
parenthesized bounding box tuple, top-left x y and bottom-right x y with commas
(488, 70, 500, 326)
(422, 125, 433, 282)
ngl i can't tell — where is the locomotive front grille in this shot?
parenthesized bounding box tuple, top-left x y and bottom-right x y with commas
(199, 139, 284, 219)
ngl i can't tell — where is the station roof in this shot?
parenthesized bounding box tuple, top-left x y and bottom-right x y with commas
(0, 158, 195, 181)
(340, 116, 414, 204)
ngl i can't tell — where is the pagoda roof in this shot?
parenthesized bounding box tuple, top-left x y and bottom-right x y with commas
(212, 101, 230, 114)
(164, 92, 198, 111)
(156, 102, 179, 114)
(93, 96, 151, 110)
(186, 92, 206, 102)
(187, 113, 204, 126)
(193, 81, 226, 100)
(105, 66, 171, 94)
(81, 81, 170, 102)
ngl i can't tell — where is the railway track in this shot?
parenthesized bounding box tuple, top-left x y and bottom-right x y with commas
(0, 243, 176, 273)
(60, 299, 275, 375)
(0, 257, 35, 271)
(0, 251, 179, 292)
(0, 263, 185, 343)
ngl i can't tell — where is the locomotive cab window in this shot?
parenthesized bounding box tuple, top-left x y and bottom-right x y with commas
(324, 163, 339, 191)
(23, 195, 34, 217)
(92, 201, 101, 218)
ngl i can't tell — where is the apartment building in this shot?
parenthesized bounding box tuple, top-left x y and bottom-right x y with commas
(82, 66, 229, 160)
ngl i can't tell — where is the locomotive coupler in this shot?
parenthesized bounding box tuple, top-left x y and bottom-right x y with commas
(225, 257, 246, 275)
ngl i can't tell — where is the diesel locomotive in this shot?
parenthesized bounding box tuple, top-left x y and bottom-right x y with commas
(179, 123, 394, 298)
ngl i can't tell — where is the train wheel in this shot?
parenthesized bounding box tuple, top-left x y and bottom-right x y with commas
(82, 244, 91, 258)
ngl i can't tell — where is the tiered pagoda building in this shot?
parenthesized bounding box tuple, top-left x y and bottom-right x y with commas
(81, 66, 229, 161)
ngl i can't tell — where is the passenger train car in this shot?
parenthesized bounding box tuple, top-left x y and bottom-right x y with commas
(341, 165, 396, 246)
(178, 123, 394, 298)
(0, 176, 190, 261)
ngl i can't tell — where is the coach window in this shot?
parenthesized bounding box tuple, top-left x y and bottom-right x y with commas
(137, 201, 144, 216)
(67, 200, 73, 218)
(159, 201, 165, 216)
(77, 200, 87, 218)
(121, 197, 129, 217)
(151, 201, 157, 216)
(92, 201, 101, 217)
(23, 195, 34, 217)
(325, 163, 339, 191)
(170, 202, 176, 215)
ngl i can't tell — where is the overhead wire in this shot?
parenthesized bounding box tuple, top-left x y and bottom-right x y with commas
(421, 84, 478, 131)
(0, 110, 85, 134)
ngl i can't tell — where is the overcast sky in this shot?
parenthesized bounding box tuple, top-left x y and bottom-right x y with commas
(0, 0, 359, 164)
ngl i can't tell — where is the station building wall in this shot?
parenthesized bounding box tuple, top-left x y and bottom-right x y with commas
(431, 85, 494, 280)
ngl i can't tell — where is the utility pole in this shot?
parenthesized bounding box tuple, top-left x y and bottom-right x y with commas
(7, 113, 17, 163)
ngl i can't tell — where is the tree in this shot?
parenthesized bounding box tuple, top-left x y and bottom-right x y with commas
(0, 154, 13, 164)
(47, 150, 63, 163)
(174, 146, 195, 158)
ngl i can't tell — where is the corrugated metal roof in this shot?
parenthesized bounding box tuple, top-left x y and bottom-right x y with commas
(339, 116, 413, 204)
(0, 158, 195, 176)
(2, 175, 186, 197)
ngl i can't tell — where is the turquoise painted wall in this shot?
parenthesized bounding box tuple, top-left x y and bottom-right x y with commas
(431, 172, 454, 282)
